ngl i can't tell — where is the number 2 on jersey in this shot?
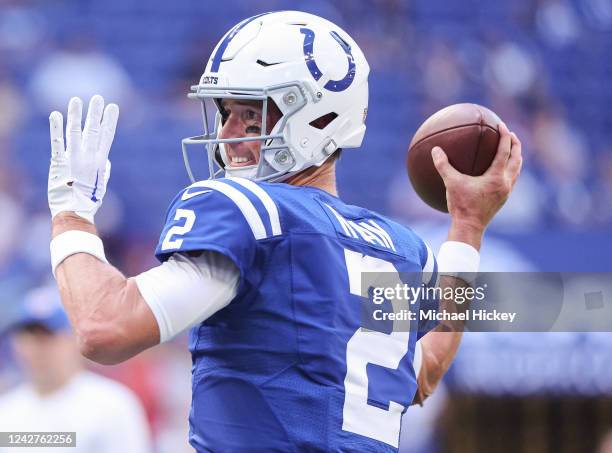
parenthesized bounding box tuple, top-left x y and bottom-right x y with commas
(342, 249, 412, 448)
(161, 209, 196, 251)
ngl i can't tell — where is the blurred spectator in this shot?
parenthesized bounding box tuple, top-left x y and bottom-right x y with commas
(531, 109, 592, 225)
(0, 78, 25, 140)
(423, 42, 464, 103)
(536, 1, 580, 48)
(28, 42, 133, 113)
(581, 0, 612, 30)
(486, 41, 538, 98)
(592, 150, 612, 225)
(489, 169, 546, 231)
(0, 1, 47, 64)
(0, 190, 23, 272)
(0, 286, 152, 453)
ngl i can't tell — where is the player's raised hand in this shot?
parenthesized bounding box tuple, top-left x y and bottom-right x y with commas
(431, 122, 522, 231)
(48, 95, 119, 224)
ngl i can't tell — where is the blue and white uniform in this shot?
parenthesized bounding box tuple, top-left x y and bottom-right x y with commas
(148, 177, 438, 452)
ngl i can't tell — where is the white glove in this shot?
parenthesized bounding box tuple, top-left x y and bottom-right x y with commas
(48, 95, 119, 223)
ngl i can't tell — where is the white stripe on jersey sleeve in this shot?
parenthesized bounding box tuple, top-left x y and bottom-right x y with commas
(422, 244, 437, 285)
(229, 177, 282, 236)
(183, 180, 267, 239)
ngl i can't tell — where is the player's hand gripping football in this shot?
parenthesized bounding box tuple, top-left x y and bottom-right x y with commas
(431, 122, 522, 232)
(48, 95, 119, 224)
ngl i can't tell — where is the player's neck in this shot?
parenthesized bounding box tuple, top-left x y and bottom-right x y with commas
(287, 159, 338, 196)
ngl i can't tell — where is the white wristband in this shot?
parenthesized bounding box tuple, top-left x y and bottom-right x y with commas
(50, 230, 108, 278)
(437, 241, 480, 284)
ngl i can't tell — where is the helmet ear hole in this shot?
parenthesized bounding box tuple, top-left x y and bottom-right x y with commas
(309, 112, 338, 130)
(266, 97, 283, 133)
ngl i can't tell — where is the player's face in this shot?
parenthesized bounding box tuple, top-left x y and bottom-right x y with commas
(218, 99, 282, 168)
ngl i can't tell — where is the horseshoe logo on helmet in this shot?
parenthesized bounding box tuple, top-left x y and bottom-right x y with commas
(300, 27, 356, 92)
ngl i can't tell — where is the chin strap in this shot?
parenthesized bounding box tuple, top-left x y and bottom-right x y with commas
(225, 166, 259, 179)
(214, 145, 226, 169)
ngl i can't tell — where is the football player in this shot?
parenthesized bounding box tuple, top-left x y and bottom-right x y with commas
(47, 11, 521, 452)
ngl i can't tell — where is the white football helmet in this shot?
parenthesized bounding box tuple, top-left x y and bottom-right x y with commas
(182, 10, 370, 182)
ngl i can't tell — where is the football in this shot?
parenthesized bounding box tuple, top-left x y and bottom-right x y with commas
(407, 103, 503, 212)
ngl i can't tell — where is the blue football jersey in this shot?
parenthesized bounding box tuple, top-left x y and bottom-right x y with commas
(155, 177, 438, 453)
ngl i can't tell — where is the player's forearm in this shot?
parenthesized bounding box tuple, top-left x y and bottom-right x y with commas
(413, 274, 466, 405)
(423, 219, 482, 374)
(421, 302, 464, 377)
(413, 326, 462, 405)
(414, 219, 481, 405)
(52, 213, 158, 364)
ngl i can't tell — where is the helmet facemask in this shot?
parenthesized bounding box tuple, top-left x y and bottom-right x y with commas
(181, 82, 309, 183)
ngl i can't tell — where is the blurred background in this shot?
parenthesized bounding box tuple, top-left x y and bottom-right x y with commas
(0, 0, 610, 452)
